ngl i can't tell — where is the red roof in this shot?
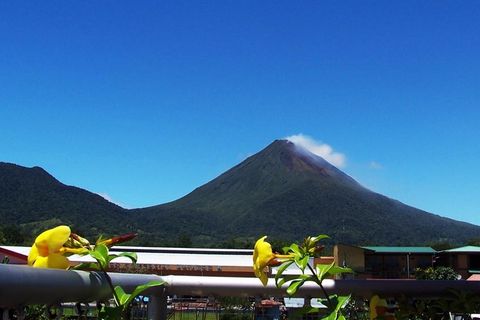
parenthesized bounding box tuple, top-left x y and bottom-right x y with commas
(467, 274, 480, 281)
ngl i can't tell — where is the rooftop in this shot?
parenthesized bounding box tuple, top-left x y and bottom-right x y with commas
(0, 245, 253, 267)
(361, 246, 436, 254)
(444, 246, 480, 253)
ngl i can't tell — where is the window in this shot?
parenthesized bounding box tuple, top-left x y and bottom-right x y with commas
(469, 254, 480, 270)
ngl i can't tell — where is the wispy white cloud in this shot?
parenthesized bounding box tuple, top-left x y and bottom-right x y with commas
(97, 192, 129, 209)
(285, 134, 346, 168)
(369, 161, 383, 170)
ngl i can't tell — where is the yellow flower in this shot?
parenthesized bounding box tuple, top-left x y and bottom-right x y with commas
(370, 295, 396, 320)
(253, 236, 277, 286)
(28, 225, 88, 269)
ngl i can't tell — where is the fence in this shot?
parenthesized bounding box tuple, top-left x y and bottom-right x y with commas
(2, 264, 480, 319)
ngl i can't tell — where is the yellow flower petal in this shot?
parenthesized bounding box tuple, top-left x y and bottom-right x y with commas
(254, 236, 275, 266)
(258, 272, 268, 286)
(253, 263, 262, 278)
(369, 295, 388, 320)
(32, 253, 69, 269)
(27, 244, 39, 266)
(28, 225, 73, 268)
(35, 225, 71, 254)
(253, 236, 276, 286)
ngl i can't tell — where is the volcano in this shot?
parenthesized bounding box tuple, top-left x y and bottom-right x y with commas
(2, 141, 479, 246)
(134, 140, 480, 246)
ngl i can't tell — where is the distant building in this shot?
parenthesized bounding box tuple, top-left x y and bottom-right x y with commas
(442, 246, 480, 279)
(0, 245, 255, 277)
(0, 245, 336, 279)
(0, 246, 29, 264)
(334, 244, 437, 279)
(5, 244, 478, 280)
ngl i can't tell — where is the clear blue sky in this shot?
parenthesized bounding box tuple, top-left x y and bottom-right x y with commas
(1, 1, 479, 225)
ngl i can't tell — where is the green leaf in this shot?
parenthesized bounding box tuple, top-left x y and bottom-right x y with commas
(276, 260, 294, 277)
(114, 286, 130, 306)
(90, 244, 109, 269)
(274, 260, 294, 286)
(311, 235, 330, 243)
(289, 243, 302, 255)
(69, 262, 101, 271)
(295, 255, 310, 272)
(328, 266, 353, 275)
(89, 250, 106, 266)
(334, 295, 351, 312)
(316, 263, 353, 281)
(117, 252, 138, 264)
(322, 294, 351, 320)
(316, 262, 334, 280)
(96, 243, 109, 257)
(275, 275, 299, 288)
(106, 252, 137, 266)
(106, 253, 120, 265)
(286, 279, 305, 296)
(96, 235, 106, 244)
(98, 305, 122, 320)
(124, 280, 165, 306)
(298, 274, 313, 282)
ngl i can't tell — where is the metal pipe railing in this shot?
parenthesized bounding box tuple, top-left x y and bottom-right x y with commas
(0, 264, 163, 307)
(2, 264, 480, 318)
(159, 275, 480, 298)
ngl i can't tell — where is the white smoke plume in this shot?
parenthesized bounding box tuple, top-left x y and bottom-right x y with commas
(285, 134, 346, 168)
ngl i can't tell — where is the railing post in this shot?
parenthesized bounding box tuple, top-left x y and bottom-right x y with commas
(147, 288, 168, 320)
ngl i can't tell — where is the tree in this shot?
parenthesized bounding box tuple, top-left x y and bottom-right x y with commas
(415, 266, 459, 280)
(177, 234, 192, 248)
(467, 238, 480, 246)
(429, 241, 455, 251)
(0, 225, 26, 245)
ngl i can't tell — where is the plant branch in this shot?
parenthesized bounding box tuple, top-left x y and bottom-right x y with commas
(307, 263, 333, 308)
(97, 260, 120, 307)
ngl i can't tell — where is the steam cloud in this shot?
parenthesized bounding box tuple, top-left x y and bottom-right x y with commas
(285, 134, 346, 168)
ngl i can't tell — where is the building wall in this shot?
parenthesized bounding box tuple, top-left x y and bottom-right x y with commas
(453, 254, 470, 279)
(0, 252, 27, 264)
(314, 256, 334, 266)
(457, 254, 469, 270)
(333, 245, 439, 279)
(364, 253, 435, 279)
(334, 244, 365, 273)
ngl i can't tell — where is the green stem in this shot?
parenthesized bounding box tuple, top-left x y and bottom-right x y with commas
(306, 263, 333, 308)
(98, 260, 121, 307)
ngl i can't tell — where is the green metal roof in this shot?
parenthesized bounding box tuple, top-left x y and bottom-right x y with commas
(444, 246, 480, 253)
(361, 246, 436, 254)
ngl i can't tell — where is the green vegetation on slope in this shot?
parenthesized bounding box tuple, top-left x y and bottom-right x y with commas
(133, 140, 480, 246)
(2, 140, 480, 247)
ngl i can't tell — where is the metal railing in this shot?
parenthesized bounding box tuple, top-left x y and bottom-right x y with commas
(2, 264, 480, 319)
